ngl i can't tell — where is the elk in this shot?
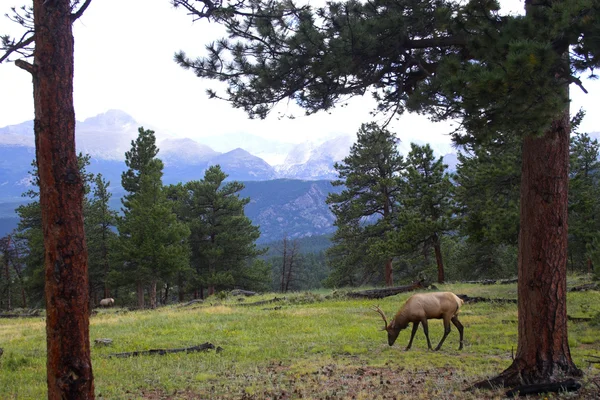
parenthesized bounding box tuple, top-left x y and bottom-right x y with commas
(99, 298, 115, 307)
(373, 292, 464, 351)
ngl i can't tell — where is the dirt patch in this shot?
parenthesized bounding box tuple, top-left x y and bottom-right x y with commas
(135, 364, 600, 399)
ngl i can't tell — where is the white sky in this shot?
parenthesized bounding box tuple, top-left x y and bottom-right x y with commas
(0, 0, 598, 152)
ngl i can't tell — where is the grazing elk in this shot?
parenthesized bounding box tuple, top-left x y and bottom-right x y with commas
(99, 298, 115, 307)
(373, 292, 464, 351)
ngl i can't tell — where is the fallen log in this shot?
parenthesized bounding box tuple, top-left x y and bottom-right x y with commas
(238, 297, 286, 307)
(457, 294, 517, 304)
(505, 379, 581, 398)
(462, 278, 518, 285)
(181, 299, 204, 307)
(0, 312, 41, 319)
(569, 283, 599, 292)
(567, 315, 592, 323)
(94, 338, 113, 346)
(347, 280, 426, 299)
(108, 342, 219, 358)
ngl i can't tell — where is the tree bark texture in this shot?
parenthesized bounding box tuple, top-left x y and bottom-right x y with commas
(150, 280, 157, 309)
(31, 1, 95, 398)
(384, 258, 394, 287)
(478, 111, 581, 387)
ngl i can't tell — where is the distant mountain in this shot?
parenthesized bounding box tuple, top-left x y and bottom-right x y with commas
(76, 109, 141, 160)
(0, 109, 465, 241)
(201, 132, 295, 166)
(276, 135, 354, 179)
(241, 179, 343, 243)
(160, 138, 220, 165)
(209, 148, 278, 181)
(0, 179, 343, 243)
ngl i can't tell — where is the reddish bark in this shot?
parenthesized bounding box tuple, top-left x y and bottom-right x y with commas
(150, 280, 157, 309)
(30, 1, 94, 398)
(384, 258, 394, 287)
(475, 111, 581, 388)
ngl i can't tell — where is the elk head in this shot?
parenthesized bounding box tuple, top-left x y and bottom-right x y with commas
(372, 305, 402, 346)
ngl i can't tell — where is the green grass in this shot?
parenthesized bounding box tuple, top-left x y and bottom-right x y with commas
(1, 278, 599, 399)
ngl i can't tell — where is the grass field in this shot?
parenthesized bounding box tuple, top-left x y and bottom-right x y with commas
(1, 277, 599, 399)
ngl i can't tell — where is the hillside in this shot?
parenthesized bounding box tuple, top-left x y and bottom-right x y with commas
(0, 179, 343, 243)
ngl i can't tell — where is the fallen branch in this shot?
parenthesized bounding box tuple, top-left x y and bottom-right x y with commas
(181, 299, 204, 307)
(108, 342, 220, 358)
(457, 294, 517, 304)
(238, 297, 286, 307)
(567, 315, 592, 323)
(586, 355, 600, 364)
(505, 379, 581, 397)
(569, 283, 599, 292)
(0, 309, 41, 318)
(462, 278, 518, 285)
(347, 280, 427, 299)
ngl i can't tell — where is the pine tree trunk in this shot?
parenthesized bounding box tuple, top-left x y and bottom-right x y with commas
(384, 258, 393, 287)
(164, 283, 170, 305)
(30, 1, 95, 397)
(150, 280, 157, 309)
(476, 110, 581, 387)
(433, 234, 445, 283)
(137, 281, 145, 309)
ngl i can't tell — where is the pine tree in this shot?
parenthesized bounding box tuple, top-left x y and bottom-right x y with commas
(453, 134, 521, 278)
(173, 0, 600, 385)
(393, 143, 455, 283)
(85, 174, 118, 302)
(118, 128, 190, 308)
(326, 123, 404, 286)
(183, 165, 264, 297)
(569, 131, 600, 273)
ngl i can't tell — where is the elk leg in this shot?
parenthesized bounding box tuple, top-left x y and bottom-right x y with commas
(434, 318, 452, 351)
(451, 316, 464, 350)
(421, 319, 433, 350)
(406, 321, 420, 350)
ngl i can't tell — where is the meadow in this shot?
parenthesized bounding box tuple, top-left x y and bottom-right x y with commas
(1, 277, 599, 399)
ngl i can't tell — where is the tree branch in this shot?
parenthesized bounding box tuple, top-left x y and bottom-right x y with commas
(405, 36, 467, 49)
(71, 0, 93, 21)
(0, 33, 34, 64)
(14, 58, 35, 75)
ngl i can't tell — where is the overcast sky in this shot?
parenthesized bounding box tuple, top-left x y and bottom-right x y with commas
(1, 0, 598, 152)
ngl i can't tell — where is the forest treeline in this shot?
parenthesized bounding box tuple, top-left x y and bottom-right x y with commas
(1, 121, 599, 309)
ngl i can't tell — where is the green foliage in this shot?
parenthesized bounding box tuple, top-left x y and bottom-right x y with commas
(176, 165, 266, 295)
(85, 173, 119, 300)
(454, 135, 521, 248)
(391, 143, 455, 282)
(326, 123, 404, 286)
(117, 127, 190, 307)
(175, 0, 599, 140)
(569, 131, 600, 272)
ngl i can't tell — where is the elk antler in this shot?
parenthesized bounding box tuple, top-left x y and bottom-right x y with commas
(371, 305, 389, 331)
